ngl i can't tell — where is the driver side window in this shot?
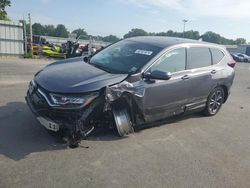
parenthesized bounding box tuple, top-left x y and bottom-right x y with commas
(151, 48, 186, 73)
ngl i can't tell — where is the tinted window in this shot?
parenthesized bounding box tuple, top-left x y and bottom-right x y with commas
(211, 48, 224, 64)
(151, 48, 186, 73)
(187, 47, 212, 69)
(90, 40, 163, 74)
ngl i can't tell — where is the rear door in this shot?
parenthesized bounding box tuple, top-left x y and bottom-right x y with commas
(185, 46, 214, 109)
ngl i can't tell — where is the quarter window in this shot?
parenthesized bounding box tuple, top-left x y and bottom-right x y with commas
(187, 47, 212, 69)
(150, 48, 186, 73)
(210, 48, 224, 64)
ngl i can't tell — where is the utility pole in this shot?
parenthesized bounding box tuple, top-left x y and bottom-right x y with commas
(28, 13, 33, 57)
(23, 20, 27, 56)
(182, 19, 188, 38)
(88, 36, 93, 56)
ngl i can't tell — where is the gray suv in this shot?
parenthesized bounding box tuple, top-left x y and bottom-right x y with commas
(26, 36, 235, 147)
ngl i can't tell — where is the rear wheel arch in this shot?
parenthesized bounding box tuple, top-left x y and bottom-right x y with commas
(204, 86, 225, 116)
(219, 85, 229, 103)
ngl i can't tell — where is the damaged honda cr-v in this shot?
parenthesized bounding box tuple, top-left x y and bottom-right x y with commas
(26, 36, 235, 147)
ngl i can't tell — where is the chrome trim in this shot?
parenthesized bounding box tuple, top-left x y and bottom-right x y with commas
(31, 79, 36, 87)
(37, 89, 58, 107)
(37, 88, 98, 110)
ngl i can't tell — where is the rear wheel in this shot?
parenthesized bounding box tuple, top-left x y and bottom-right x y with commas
(204, 87, 225, 116)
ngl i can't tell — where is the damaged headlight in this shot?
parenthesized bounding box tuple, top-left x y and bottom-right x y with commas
(49, 92, 99, 109)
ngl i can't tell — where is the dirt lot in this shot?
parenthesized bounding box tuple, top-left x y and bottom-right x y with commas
(0, 58, 250, 188)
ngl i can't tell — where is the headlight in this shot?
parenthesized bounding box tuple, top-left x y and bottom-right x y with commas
(49, 92, 99, 109)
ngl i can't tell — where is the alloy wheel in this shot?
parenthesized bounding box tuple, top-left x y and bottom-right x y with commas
(208, 89, 224, 115)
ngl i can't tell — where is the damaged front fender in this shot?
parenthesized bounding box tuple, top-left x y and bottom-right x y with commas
(104, 79, 147, 132)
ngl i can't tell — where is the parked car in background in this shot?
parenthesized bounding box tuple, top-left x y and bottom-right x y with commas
(236, 53, 250, 62)
(26, 36, 236, 147)
(231, 53, 244, 62)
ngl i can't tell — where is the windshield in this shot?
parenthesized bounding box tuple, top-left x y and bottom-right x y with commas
(89, 40, 163, 74)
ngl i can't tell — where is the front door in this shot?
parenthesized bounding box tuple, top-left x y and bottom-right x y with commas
(141, 47, 191, 122)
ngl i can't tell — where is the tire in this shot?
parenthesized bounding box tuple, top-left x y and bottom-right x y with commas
(204, 87, 225, 116)
(112, 107, 133, 137)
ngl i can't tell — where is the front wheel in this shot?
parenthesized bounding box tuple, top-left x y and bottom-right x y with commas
(112, 107, 133, 137)
(204, 87, 225, 116)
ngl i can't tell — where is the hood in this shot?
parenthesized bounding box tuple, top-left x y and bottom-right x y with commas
(35, 59, 128, 93)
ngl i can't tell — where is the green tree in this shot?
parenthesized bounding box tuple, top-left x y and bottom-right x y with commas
(0, 0, 11, 20)
(32, 23, 45, 35)
(44, 25, 55, 36)
(201, 31, 222, 44)
(201, 31, 239, 45)
(124, 28, 148, 38)
(235, 38, 246, 45)
(72, 28, 88, 39)
(54, 24, 69, 37)
(103, 35, 120, 43)
(92, 35, 103, 41)
(148, 30, 200, 40)
(184, 30, 200, 40)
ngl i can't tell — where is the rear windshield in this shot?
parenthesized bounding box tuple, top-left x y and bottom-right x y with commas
(90, 40, 163, 74)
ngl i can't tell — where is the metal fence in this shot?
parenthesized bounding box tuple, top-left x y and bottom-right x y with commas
(0, 20, 24, 56)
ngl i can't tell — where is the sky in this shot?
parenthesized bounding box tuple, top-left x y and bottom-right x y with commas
(6, 0, 250, 41)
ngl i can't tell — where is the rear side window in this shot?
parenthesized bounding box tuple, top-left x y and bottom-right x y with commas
(187, 47, 212, 69)
(210, 48, 224, 64)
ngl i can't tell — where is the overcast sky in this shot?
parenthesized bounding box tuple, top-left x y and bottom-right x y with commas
(7, 0, 250, 41)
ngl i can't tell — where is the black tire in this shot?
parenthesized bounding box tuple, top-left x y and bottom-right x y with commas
(204, 87, 225, 116)
(112, 107, 133, 137)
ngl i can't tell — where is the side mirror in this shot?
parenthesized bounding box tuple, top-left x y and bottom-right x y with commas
(144, 70, 172, 80)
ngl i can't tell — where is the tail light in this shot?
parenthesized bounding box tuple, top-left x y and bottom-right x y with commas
(228, 59, 236, 68)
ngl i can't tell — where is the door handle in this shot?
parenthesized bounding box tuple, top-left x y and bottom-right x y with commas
(211, 70, 217, 74)
(181, 75, 190, 80)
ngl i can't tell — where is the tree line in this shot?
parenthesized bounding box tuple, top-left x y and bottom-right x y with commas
(123, 28, 246, 45)
(28, 23, 121, 43)
(0, 0, 10, 20)
(29, 24, 246, 45)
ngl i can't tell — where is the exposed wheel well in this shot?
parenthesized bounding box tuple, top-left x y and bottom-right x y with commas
(111, 95, 138, 125)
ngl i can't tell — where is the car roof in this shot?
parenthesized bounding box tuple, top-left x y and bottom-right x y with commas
(126, 36, 219, 49)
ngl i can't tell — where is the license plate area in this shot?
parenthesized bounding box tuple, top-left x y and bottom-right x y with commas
(37, 117, 60, 132)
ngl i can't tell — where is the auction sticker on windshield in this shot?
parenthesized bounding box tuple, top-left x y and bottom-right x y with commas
(135, 49, 153, 56)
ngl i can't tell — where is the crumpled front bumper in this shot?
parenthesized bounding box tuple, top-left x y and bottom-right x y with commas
(25, 84, 104, 133)
(25, 94, 60, 131)
(25, 86, 84, 132)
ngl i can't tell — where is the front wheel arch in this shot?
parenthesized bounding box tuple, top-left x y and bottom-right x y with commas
(111, 98, 134, 137)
